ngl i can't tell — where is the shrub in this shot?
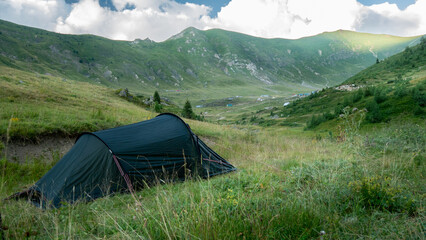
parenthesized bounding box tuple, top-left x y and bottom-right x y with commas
(343, 96, 352, 107)
(323, 111, 334, 120)
(395, 85, 408, 97)
(349, 176, 417, 214)
(414, 106, 425, 116)
(334, 104, 344, 117)
(364, 87, 375, 97)
(412, 83, 426, 107)
(374, 88, 387, 103)
(154, 102, 162, 113)
(305, 114, 326, 130)
(366, 100, 383, 123)
(351, 89, 363, 103)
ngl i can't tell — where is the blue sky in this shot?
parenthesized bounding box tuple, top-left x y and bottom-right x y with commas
(66, 0, 418, 17)
(358, 0, 416, 9)
(174, 0, 417, 16)
(1, 0, 425, 42)
(174, 0, 230, 17)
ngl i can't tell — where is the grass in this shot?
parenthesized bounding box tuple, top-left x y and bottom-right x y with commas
(1, 117, 424, 239)
(0, 66, 154, 141)
(0, 19, 421, 109)
(0, 39, 425, 238)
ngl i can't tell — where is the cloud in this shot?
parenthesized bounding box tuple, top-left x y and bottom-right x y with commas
(208, 0, 425, 39)
(354, 0, 426, 36)
(204, 0, 362, 39)
(55, 0, 212, 41)
(0, 0, 70, 30)
(0, 0, 425, 42)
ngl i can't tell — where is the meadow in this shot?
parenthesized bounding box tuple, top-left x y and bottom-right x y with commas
(0, 61, 425, 239)
(1, 91, 425, 238)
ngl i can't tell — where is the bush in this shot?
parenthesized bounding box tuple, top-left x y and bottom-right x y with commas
(154, 102, 162, 113)
(364, 87, 375, 97)
(323, 111, 334, 120)
(305, 114, 326, 130)
(351, 90, 363, 103)
(374, 88, 387, 103)
(366, 100, 383, 123)
(395, 85, 409, 97)
(349, 176, 417, 214)
(343, 96, 352, 107)
(334, 104, 344, 117)
(414, 106, 425, 116)
(412, 83, 426, 107)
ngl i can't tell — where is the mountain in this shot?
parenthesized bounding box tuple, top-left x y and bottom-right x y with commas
(0, 20, 422, 103)
(250, 39, 426, 129)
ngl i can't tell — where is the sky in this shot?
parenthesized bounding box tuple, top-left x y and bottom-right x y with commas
(0, 0, 425, 42)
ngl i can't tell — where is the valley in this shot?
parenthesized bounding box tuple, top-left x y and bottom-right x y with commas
(0, 20, 425, 239)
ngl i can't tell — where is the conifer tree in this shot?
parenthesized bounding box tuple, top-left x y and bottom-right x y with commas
(153, 90, 161, 104)
(182, 100, 194, 119)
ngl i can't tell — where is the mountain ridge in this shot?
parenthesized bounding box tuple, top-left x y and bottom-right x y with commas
(0, 19, 422, 103)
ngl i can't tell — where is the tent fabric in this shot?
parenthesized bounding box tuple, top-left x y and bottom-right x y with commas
(18, 113, 235, 208)
(30, 134, 124, 208)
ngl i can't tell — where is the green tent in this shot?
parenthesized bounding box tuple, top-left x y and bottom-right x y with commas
(14, 113, 235, 208)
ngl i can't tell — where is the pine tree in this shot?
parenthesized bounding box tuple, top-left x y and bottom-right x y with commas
(182, 100, 194, 119)
(153, 91, 161, 104)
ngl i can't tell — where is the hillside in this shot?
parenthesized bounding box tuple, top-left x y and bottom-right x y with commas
(1, 63, 424, 239)
(0, 20, 421, 104)
(242, 39, 426, 129)
(0, 65, 154, 140)
(0, 39, 424, 239)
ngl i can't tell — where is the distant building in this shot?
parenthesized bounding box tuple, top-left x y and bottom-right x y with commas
(226, 104, 233, 107)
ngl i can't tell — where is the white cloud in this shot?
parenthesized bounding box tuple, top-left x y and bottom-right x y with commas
(0, 0, 425, 42)
(354, 0, 426, 36)
(55, 0, 212, 41)
(0, 0, 69, 30)
(208, 0, 425, 39)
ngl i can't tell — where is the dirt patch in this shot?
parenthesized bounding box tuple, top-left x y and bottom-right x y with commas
(3, 135, 217, 164)
(3, 137, 75, 163)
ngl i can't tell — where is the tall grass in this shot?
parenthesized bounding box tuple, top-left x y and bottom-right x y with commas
(0, 65, 424, 239)
(1, 119, 424, 239)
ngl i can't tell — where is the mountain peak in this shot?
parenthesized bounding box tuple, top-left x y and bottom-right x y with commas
(168, 27, 202, 40)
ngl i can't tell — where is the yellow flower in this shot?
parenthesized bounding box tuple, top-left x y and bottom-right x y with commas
(11, 117, 19, 122)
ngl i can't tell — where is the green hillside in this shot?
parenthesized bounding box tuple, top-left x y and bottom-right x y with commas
(1, 64, 424, 239)
(243, 39, 426, 130)
(0, 61, 424, 239)
(0, 20, 421, 105)
(0, 20, 425, 239)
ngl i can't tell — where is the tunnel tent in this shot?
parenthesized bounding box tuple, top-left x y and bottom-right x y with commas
(13, 113, 236, 208)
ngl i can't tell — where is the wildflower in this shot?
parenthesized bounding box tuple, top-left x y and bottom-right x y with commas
(11, 117, 19, 122)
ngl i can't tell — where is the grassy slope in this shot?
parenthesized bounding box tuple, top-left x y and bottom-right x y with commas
(237, 41, 426, 130)
(1, 121, 424, 239)
(0, 20, 421, 106)
(0, 23, 425, 239)
(0, 66, 155, 140)
(0, 66, 424, 239)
